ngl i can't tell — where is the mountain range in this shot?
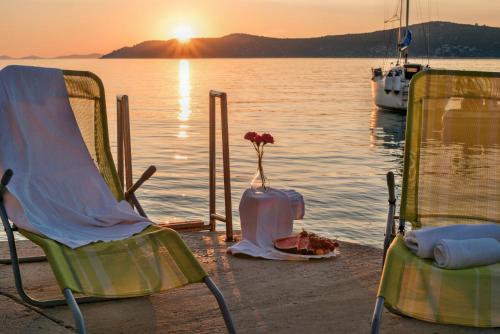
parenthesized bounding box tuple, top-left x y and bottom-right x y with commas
(102, 21, 500, 59)
(0, 53, 102, 60)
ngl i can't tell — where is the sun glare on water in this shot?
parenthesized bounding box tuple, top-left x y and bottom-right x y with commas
(173, 25, 194, 43)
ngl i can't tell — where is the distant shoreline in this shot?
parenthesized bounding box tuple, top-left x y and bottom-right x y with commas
(2, 56, 499, 60)
(98, 56, 500, 60)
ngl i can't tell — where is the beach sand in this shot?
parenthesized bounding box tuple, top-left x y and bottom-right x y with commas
(0, 231, 497, 333)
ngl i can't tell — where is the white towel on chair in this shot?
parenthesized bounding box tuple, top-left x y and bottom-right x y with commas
(434, 238, 500, 269)
(0, 65, 151, 248)
(404, 224, 500, 258)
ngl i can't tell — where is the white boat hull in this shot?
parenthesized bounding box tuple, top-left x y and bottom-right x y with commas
(371, 0, 430, 112)
(371, 76, 408, 112)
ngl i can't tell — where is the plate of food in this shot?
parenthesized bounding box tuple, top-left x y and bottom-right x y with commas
(273, 230, 339, 259)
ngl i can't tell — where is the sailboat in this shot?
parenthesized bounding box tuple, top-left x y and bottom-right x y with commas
(371, 0, 428, 112)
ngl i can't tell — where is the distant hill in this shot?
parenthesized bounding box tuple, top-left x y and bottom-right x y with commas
(102, 21, 500, 59)
(20, 55, 44, 59)
(0, 53, 102, 59)
(55, 53, 102, 59)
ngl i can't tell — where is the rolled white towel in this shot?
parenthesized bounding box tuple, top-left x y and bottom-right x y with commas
(404, 224, 500, 258)
(434, 238, 500, 269)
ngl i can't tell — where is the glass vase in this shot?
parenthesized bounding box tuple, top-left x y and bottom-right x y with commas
(250, 163, 270, 193)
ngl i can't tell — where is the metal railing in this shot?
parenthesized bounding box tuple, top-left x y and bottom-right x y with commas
(116, 92, 234, 239)
(209, 90, 234, 241)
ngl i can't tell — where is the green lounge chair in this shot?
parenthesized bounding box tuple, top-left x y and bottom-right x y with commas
(0, 69, 236, 334)
(371, 69, 500, 333)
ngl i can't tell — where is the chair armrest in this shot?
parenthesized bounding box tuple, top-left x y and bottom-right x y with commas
(128, 193, 147, 218)
(0, 169, 13, 198)
(382, 172, 397, 264)
(387, 171, 396, 205)
(0, 170, 13, 231)
(124, 166, 156, 219)
(124, 165, 156, 199)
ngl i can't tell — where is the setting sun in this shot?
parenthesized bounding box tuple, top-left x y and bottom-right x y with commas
(173, 25, 194, 43)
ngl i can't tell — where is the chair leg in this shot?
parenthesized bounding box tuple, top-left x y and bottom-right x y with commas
(204, 276, 236, 334)
(63, 288, 87, 334)
(371, 296, 385, 334)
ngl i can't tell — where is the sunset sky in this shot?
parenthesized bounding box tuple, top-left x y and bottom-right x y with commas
(1, 0, 499, 58)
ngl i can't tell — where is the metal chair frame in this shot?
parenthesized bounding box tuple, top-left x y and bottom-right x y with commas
(0, 88, 236, 333)
(370, 171, 406, 334)
(370, 69, 500, 332)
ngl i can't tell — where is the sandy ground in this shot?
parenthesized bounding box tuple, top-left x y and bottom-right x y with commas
(0, 231, 498, 334)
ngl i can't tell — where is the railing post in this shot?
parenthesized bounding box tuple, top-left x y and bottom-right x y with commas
(209, 90, 234, 242)
(220, 93, 234, 241)
(116, 95, 154, 219)
(116, 97, 124, 189)
(209, 92, 216, 231)
(117, 95, 133, 198)
(121, 95, 133, 194)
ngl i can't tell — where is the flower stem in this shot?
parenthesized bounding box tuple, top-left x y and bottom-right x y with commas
(258, 151, 266, 190)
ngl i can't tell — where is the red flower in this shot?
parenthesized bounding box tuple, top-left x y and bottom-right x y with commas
(244, 131, 257, 142)
(261, 133, 274, 144)
(254, 134, 263, 145)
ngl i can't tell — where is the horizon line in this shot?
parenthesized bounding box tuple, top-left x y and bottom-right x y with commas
(2, 20, 498, 59)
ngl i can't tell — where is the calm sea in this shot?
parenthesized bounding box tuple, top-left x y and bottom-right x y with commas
(1, 58, 499, 248)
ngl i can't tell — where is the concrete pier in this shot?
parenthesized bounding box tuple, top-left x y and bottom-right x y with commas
(0, 232, 497, 333)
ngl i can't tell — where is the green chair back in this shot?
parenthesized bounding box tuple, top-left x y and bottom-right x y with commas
(401, 70, 500, 228)
(62, 70, 124, 201)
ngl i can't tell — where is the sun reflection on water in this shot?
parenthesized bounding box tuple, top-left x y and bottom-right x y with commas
(174, 60, 191, 161)
(178, 59, 191, 123)
(177, 130, 188, 138)
(174, 154, 188, 160)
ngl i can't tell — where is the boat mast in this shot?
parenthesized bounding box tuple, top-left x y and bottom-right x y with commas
(397, 0, 403, 65)
(404, 0, 410, 64)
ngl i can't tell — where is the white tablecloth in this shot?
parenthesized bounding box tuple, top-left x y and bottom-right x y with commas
(228, 188, 306, 260)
